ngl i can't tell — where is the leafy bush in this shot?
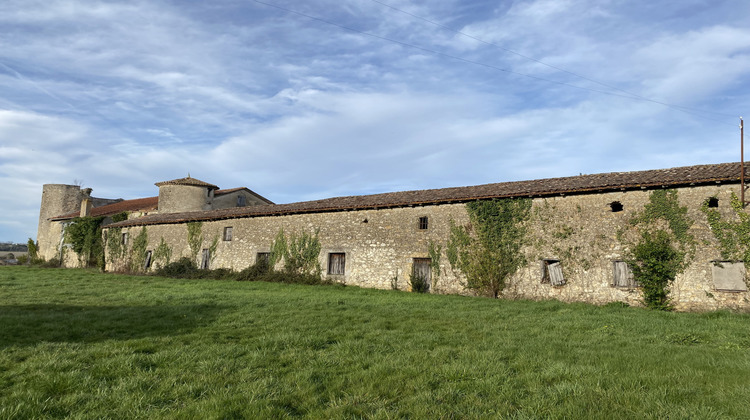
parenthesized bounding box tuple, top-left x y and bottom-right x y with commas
(409, 272, 430, 293)
(629, 230, 682, 310)
(235, 259, 271, 282)
(155, 257, 199, 278)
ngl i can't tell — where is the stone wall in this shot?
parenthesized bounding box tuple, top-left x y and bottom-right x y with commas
(105, 183, 750, 311)
(36, 184, 85, 261)
(157, 184, 212, 213)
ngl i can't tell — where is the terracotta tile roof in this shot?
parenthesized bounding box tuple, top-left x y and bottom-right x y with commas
(107, 162, 746, 228)
(155, 176, 218, 189)
(51, 196, 159, 221)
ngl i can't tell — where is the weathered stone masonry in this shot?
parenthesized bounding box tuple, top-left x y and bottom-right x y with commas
(39, 163, 750, 311)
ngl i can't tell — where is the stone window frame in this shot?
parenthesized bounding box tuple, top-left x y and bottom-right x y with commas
(223, 226, 233, 241)
(417, 216, 429, 230)
(328, 252, 346, 276)
(540, 259, 565, 286)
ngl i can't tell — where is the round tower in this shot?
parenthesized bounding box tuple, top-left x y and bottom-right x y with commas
(155, 177, 219, 214)
(36, 184, 86, 260)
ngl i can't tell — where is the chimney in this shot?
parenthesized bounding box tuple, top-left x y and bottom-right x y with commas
(79, 188, 93, 217)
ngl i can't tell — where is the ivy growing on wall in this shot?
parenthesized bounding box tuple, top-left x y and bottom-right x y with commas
(427, 240, 442, 289)
(128, 227, 148, 272)
(104, 212, 129, 270)
(153, 237, 173, 269)
(621, 189, 694, 310)
(701, 192, 750, 267)
(64, 216, 105, 268)
(269, 228, 322, 276)
(447, 198, 532, 298)
(187, 222, 203, 263)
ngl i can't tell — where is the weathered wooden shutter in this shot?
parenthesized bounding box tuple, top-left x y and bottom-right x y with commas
(548, 261, 565, 286)
(328, 253, 346, 275)
(144, 250, 152, 269)
(612, 261, 634, 287)
(413, 258, 432, 291)
(201, 249, 210, 269)
(712, 261, 748, 291)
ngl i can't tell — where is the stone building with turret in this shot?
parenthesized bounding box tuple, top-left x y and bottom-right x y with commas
(37, 163, 750, 311)
(36, 177, 272, 264)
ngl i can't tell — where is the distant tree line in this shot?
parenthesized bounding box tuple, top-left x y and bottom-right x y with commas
(0, 243, 28, 252)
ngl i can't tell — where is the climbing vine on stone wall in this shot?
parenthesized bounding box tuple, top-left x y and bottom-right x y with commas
(427, 240, 442, 289)
(153, 237, 173, 269)
(187, 222, 203, 263)
(104, 212, 129, 271)
(620, 189, 694, 310)
(701, 192, 750, 267)
(128, 227, 148, 272)
(64, 216, 105, 268)
(447, 198, 532, 298)
(268, 228, 322, 276)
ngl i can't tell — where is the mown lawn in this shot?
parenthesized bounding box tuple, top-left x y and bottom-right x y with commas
(1, 267, 749, 419)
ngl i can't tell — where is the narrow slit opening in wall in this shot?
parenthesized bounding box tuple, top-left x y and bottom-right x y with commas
(609, 201, 623, 212)
(541, 259, 565, 286)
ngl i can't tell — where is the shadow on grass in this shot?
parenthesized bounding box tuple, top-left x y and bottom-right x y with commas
(0, 304, 225, 348)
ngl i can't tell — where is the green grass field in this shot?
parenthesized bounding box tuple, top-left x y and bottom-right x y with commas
(1, 266, 749, 419)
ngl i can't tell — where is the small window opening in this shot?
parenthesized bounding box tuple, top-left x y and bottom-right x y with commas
(541, 259, 565, 286)
(237, 195, 246, 207)
(418, 216, 429, 230)
(609, 201, 623, 212)
(144, 250, 153, 269)
(223, 226, 233, 241)
(200, 249, 210, 269)
(706, 197, 719, 208)
(256, 252, 270, 264)
(121, 232, 128, 245)
(328, 253, 346, 275)
(362, 218, 368, 223)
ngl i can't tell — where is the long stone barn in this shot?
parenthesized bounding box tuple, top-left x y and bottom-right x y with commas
(37, 162, 750, 311)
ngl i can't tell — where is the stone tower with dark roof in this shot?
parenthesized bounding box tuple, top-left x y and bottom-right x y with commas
(155, 176, 219, 214)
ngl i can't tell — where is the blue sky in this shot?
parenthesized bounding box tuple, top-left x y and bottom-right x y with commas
(1, 0, 749, 243)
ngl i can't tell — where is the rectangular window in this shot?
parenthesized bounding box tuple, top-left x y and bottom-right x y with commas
(612, 261, 638, 288)
(121, 232, 128, 245)
(541, 259, 565, 286)
(201, 249, 210, 270)
(328, 253, 346, 275)
(237, 195, 246, 207)
(144, 250, 153, 269)
(256, 252, 270, 264)
(223, 226, 233, 241)
(711, 261, 747, 292)
(418, 216, 429, 230)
